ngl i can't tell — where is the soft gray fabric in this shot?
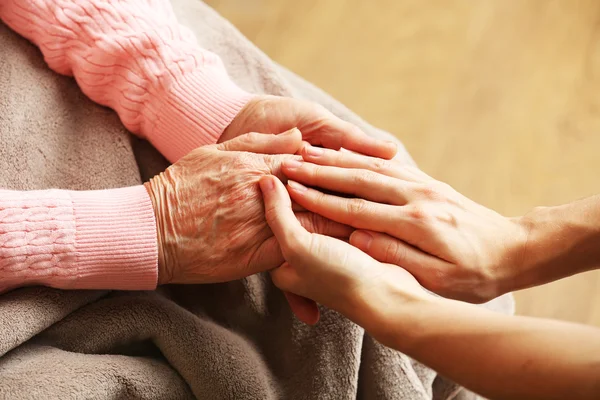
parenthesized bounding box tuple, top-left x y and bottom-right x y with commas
(0, 1, 513, 398)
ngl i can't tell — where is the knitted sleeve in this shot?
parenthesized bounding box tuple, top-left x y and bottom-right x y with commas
(0, 0, 253, 162)
(0, 186, 158, 292)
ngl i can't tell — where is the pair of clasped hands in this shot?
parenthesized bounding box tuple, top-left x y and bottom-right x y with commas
(256, 131, 524, 330)
(145, 96, 525, 339)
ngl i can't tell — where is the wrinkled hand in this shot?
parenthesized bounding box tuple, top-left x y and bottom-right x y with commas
(260, 175, 429, 335)
(280, 145, 529, 303)
(221, 95, 397, 159)
(143, 129, 352, 285)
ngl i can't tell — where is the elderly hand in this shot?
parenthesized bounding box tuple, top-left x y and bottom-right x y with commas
(279, 145, 529, 303)
(143, 129, 352, 285)
(220, 95, 397, 159)
(259, 174, 430, 342)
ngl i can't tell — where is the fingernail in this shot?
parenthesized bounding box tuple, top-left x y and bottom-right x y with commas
(283, 127, 300, 136)
(351, 231, 373, 250)
(387, 141, 398, 152)
(259, 177, 275, 192)
(287, 180, 307, 193)
(305, 146, 323, 157)
(283, 159, 303, 170)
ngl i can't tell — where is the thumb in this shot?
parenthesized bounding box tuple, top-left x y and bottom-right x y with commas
(258, 176, 320, 325)
(214, 128, 303, 154)
(259, 175, 311, 254)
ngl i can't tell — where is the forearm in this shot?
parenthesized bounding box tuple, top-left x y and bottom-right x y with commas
(364, 294, 600, 400)
(0, 0, 253, 162)
(0, 187, 157, 291)
(511, 194, 600, 292)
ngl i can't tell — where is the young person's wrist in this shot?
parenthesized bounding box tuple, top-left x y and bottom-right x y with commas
(511, 202, 600, 292)
(356, 277, 437, 350)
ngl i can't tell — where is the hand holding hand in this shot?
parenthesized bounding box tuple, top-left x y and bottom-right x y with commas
(221, 95, 397, 159)
(280, 146, 529, 303)
(143, 130, 352, 285)
(259, 174, 429, 340)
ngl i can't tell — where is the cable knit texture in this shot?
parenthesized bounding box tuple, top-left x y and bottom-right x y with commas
(0, 0, 253, 163)
(0, 186, 157, 292)
(0, 0, 258, 290)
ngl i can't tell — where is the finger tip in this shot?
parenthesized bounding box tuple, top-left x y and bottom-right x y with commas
(300, 146, 312, 161)
(259, 175, 276, 193)
(286, 180, 309, 197)
(303, 311, 320, 326)
(349, 230, 373, 250)
(297, 141, 310, 156)
(384, 141, 398, 159)
(282, 127, 302, 143)
(284, 291, 319, 322)
(365, 139, 397, 160)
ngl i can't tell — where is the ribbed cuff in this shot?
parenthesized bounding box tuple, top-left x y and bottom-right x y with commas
(68, 186, 158, 290)
(144, 68, 255, 163)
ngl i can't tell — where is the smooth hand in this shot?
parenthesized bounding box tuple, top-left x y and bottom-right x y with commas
(221, 95, 397, 159)
(259, 174, 430, 341)
(143, 130, 352, 285)
(280, 145, 530, 303)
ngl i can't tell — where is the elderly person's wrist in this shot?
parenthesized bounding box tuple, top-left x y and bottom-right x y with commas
(144, 178, 171, 285)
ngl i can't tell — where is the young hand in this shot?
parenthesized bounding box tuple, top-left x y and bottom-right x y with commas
(280, 145, 529, 303)
(259, 174, 429, 334)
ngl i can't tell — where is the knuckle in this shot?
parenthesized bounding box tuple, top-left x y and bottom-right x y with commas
(415, 184, 439, 199)
(426, 268, 449, 292)
(245, 131, 262, 142)
(381, 240, 405, 264)
(313, 190, 329, 206)
(347, 198, 369, 215)
(310, 164, 324, 180)
(406, 205, 426, 221)
(309, 213, 325, 233)
(352, 170, 376, 186)
(371, 158, 391, 172)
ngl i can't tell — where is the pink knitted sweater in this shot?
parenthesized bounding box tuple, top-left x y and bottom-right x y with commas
(0, 0, 253, 291)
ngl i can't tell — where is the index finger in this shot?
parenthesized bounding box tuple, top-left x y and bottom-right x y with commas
(259, 176, 311, 254)
(307, 119, 397, 160)
(300, 144, 429, 182)
(214, 128, 303, 154)
(286, 180, 401, 236)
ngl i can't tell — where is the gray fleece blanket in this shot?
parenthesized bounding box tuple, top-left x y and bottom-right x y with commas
(0, 1, 514, 399)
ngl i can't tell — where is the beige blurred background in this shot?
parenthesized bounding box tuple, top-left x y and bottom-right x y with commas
(206, 0, 600, 327)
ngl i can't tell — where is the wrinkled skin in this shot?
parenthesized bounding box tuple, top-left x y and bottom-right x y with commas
(218, 95, 397, 322)
(143, 130, 352, 285)
(221, 95, 397, 160)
